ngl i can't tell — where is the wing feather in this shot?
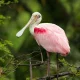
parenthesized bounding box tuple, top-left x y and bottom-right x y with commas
(34, 23, 70, 55)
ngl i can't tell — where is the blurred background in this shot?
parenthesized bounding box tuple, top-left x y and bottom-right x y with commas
(0, 0, 80, 80)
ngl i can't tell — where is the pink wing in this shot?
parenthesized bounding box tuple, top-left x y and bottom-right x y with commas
(34, 23, 70, 56)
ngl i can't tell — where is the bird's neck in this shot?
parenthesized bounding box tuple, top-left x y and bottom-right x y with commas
(29, 24, 38, 35)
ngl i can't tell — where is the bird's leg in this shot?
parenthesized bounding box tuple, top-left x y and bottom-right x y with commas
(46, 51, 50, 76)
(56, 53, 59, 80)
(39, 46, 43, 63)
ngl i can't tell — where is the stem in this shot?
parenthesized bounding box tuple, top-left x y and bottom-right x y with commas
(29, 58, 32, 80)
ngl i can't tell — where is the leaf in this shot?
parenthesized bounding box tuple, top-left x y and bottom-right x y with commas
(4, 40, 13, 47)
(0, 57, 5, 62)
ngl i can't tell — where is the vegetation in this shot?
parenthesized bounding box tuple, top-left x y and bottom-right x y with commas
(0, 0, 80, 80)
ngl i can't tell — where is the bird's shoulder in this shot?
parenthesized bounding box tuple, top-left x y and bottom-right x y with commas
(36, 23, 65, 34)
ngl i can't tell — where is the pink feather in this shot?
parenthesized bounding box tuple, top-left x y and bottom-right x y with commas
(34, 23, 70, 56)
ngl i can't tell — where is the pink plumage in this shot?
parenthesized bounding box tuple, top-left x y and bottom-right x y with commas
(34, 23, 70, 56)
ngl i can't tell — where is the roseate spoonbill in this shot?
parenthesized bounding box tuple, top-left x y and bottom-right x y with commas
(16, 12, 70, 78)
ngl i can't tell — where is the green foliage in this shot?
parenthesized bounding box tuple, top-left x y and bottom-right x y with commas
(0, 15, 11, 24)
(0, 0, 18, 25)
(0, 40, 11, 54)
(26, 78, 30, 80)
(59, 58, 80, 77)
(0, 76, 9, 80)
(0, 0, 18, 80)
(0, 0, 18, 6)
(0, 40, 14, 80)
(0, 15, 6, 24)
(0, 40, 13, 54)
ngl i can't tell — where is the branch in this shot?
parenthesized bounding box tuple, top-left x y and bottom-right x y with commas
(16, 59, 80, 80)
(37, 72, 72, 80)
(37, 67, 80, 80)
(18, 61, 45, 67)
(29, 58, 32, 80)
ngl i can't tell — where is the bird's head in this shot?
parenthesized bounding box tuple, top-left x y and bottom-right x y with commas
(16, 12, 42, 37)
(31, 12, 42, 25)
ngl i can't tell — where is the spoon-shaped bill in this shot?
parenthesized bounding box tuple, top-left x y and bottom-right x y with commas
(16, 29, 24, 37)
(16, 18, 32, 37)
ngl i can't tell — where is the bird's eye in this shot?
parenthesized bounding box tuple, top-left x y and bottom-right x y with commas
(37, 15, 40, 18)
(34, 15, 41, 19)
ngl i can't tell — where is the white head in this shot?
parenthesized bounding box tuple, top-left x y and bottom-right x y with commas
(31, 12, 42, 25)
(16, 12, 42, 37)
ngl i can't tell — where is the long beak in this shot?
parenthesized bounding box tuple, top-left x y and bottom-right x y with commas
(16, 18, 32, 37)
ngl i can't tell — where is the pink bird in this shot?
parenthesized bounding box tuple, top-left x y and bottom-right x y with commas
(16, 12, 70, 77)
